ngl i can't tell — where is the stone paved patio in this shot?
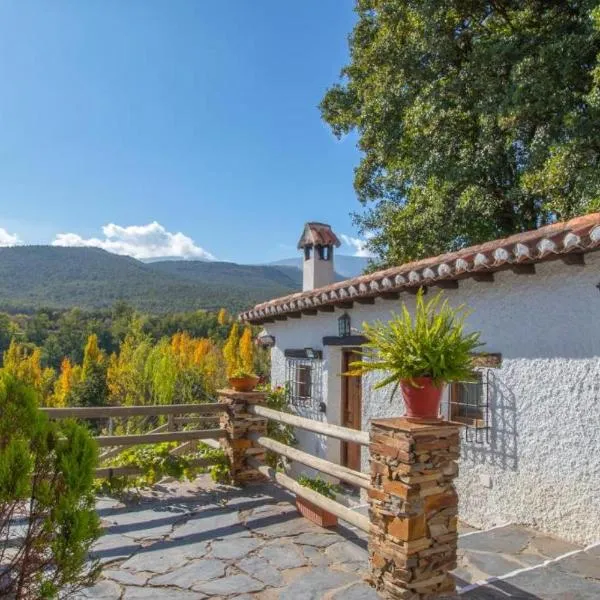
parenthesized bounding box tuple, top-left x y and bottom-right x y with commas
(78, 476, 600, 599)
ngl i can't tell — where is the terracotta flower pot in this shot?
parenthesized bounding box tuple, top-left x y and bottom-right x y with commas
(400, 377, 445, 420)
(228, 375, 259, 392)
(296, 497, 337, 528)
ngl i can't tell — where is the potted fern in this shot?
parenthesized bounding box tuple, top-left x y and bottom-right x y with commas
(296, 474, 340, 528)
(349, 290, 482, 420)
(223, 324, 259, 392)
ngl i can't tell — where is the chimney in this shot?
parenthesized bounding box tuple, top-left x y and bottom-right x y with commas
(297, 222, 341, 291)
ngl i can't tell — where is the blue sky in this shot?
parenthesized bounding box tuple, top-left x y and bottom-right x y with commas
(0, 1, 369, 263)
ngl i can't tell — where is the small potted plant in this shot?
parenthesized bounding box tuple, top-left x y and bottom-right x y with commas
(223, 324, 259, 392)
(296, 474, 340, 528)
(348, 290, 482, 420)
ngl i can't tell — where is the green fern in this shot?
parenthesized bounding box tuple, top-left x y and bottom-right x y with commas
(349, 290, 483, 392)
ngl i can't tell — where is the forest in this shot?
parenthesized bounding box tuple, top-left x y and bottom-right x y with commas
(0, 302, 268, 409)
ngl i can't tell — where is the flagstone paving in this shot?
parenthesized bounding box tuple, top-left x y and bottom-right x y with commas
(78, 476, 600, 599)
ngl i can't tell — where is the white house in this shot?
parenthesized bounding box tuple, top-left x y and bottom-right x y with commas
(240, 215, 600, 545)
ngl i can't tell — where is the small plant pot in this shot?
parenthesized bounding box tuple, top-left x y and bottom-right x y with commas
(296, 497, 337, 528)
(400, 377, 445, 420)
(228, 375, 260, 392)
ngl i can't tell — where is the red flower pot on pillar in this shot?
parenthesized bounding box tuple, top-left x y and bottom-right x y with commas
(401, 377, 445, 420)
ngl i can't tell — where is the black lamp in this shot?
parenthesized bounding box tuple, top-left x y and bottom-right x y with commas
(338, 312, 351, 338)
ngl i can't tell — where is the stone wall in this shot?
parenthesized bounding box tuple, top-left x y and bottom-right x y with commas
(218, 389, 268, 484)
(368, 418, 461, 599)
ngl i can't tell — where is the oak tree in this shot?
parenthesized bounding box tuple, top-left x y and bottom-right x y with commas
(321, 1, 600, 266)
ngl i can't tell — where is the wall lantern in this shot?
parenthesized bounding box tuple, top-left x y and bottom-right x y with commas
(338, 313, 351, 338)
(256, 332, 276, 348)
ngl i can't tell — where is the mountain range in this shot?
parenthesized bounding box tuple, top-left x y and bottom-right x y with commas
(0, 246, 368, 314)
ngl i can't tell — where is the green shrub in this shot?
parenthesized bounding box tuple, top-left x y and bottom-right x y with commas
(96, 442, 231, 494)
(263, 384, 296, 470)
(0, 374, 100, 599)
(298, 474, 340, 500)
(349, 290, 482, 394)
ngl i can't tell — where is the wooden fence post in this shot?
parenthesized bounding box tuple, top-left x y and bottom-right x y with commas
(217, 389, 268, 485)
(368, 418, 461, 599)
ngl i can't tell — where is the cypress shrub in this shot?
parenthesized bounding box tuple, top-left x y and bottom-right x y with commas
(0, 374, 100, 599)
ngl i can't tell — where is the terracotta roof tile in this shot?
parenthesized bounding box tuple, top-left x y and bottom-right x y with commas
(297, 222, 341, 249)
(242, 213, 600, 324)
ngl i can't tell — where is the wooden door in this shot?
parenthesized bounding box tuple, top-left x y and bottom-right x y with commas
(341, 349, 362, 471)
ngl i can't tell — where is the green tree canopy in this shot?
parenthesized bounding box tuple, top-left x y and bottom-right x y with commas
(321, 1, 600, 266)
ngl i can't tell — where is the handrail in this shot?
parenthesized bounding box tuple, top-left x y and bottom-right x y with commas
(41, 403, 224, 419)
(247, 405, 369, 446)
(247, 457, 370, 533)
(95, 428, 226, 448)
(249, 433, 370, 490)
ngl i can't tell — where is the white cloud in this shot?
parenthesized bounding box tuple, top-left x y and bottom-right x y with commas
(0, 227, 22, 247)
(52, 221, 216, 261)
(340, 234, 375, 258)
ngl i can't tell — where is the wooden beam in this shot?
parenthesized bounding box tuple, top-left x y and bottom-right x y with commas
(356, 297, 375, 305)
(318, 305, 335, 312)
(288, 312, 302, 319)
(250, 433, 369, 489)
(262, 318, 275, 323)
(248, 458, 370, 533)
(560, 253, 585, 266)
(323, 335, 367, 347)
(433, 280, 459, 289)
(335, 301, 354, 309)
(302, 309, 318, 315)
(511, 264, 536, 275)
(95, 429, 225, 448)
(274, 315, 288, 321)
(472, 273, 494, 282)
(381, 292, 400, 300)
(406, 286, 427, 295)
(248, 404, 369, 446)
(42, 403, 224, 420)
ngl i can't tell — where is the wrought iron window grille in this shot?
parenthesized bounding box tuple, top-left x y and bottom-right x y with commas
(447, 369, 491, 444)
(285, 357, 323, 409)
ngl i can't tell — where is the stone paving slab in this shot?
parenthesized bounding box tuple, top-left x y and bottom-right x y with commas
(77, 478, 600, 599)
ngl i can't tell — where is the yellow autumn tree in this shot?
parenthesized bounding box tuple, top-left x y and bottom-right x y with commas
(3, 340, 45, 391)
(107, 325, 152, 406)
(239, 327, 254, 375)
(82, 333, 104, 379)
(217, 308, 228, 326)
(50, 357, 80, 407)
(223, 323, 241, 377)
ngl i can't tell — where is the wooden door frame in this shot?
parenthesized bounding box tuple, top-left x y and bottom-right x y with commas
(341, 348, 362, 471)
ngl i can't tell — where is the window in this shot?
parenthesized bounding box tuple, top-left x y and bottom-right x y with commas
(285, 356, 323, 408)
(448, 370, 491, 443)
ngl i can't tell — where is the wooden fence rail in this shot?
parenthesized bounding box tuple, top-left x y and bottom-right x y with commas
(247, 404, 370, 446)
(95, 428, 226, 448)
(249, 432, 370, 490)
(94, 457, 217, 479)
(247, 457, 370, 533)
(41, 403, 224, 419)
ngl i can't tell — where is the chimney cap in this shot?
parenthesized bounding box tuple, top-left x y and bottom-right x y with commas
(297, 222, 341, 249)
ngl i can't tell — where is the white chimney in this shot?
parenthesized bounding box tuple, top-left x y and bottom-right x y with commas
(297, 222, 341, 291)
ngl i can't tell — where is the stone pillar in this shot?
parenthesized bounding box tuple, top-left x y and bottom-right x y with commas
(218, 389, 268, 485)
(368, 418, 461, 599)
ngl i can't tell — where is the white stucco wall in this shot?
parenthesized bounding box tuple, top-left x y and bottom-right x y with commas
(265, 253, 600, 545)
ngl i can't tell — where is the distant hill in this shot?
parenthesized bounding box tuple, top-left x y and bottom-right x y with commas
(269, 254, 370, 278)
(0, 246, 301, 314)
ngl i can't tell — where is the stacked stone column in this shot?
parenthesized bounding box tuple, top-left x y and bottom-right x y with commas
(218, 389, 268, 485)
(368, 418, 460, 599)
